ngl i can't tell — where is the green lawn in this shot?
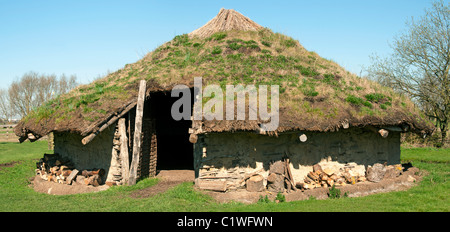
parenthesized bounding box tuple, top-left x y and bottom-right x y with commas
(0, 141, 448, 212)
(0, 141, 52, 163)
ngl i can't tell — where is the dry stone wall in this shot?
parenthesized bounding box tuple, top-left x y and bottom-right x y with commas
(194, 128, 401, 192)
(54, 115, 158, 186)
(54, 123, 117, 182)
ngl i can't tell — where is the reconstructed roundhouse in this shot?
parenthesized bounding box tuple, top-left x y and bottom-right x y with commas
(16, 9, 433, 191)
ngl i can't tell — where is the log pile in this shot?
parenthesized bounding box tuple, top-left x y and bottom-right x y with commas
(195, 160, 405, 193)
(297, 164, 367, 190)
(35, 153, 106, 187)
(297, 162, 404, 190)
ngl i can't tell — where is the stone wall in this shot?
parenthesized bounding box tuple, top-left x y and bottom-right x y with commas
(194, 127, 401, 190)
(53, 114, 158, 185)
(54, 122, 117, 183)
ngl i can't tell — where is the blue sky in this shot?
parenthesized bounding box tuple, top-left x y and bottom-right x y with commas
(0, 0, 442, 89)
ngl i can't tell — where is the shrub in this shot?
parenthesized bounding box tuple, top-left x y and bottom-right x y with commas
(226, 38, 244, 44)
(282, 38, 297, 48)
(365, 93, 386, 103)
(261, 40, 272, 47)
(226, 53, 243, 61)
(228, 42, 242, 50)
(246, 44, 260, 50)
(363, 101, 373, 108)
(295, 65, 319, 77)
(346, 95, 372, 108)
(211, 46, 222, 55)
(277, 55, 288, 63)
(209, 32, 227, 41)
(328, 185, 348, 199)
(275, 192, 286, 202)
(258, 193, 286, 203)
(304, 89, 319, 97)
(172, 34, 190, 46)
(258, 195, 271, 203)
(225, 39, 260, 51)
(323, 73, 334, 81)
(261, 49, 272, 54)
(322, 74, 340, 87)
(328, 185, 341, 199)
(346, 95, 364, 105)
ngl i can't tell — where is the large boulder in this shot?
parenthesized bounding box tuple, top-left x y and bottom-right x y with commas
(384, 164, 403, 179)
(366, 163, 386, 182)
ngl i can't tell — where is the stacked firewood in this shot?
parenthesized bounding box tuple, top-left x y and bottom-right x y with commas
(297, 164, 366, 190)
(35, 153, 105, 187)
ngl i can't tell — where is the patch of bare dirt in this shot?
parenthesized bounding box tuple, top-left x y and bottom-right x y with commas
(130, 170, 195, 198)
(31, 175, 109, 195)
(0, 161, 20, 171)
(30, 169, 195, 196)
(29, 167, 422, 203)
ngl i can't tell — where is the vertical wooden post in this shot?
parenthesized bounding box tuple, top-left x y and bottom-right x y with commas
(127, 111, 131, 148)
(118, 118, 130, 185)
(128, 80, 146, 185)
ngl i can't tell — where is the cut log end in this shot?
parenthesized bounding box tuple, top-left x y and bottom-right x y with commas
(378, 129, 389, 138)
(189, 134, 198, 144)
(341, 121, 349, 129)
(299, 134, 307, 142)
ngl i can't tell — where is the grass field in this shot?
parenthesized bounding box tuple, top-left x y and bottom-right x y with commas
(0, 141, 448, 212)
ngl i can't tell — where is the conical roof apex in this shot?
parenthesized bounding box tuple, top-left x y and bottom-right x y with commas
(189, 8, 263, 38)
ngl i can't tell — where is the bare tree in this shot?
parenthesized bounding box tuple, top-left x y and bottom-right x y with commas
(0, 89, 13, 122)
(8, 71, 79, 118)
(8, 71, 41, 118)
(368, 0, 450, 145)
(57, 74, 78, 95)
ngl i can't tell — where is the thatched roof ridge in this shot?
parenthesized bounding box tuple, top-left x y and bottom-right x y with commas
(189, 8, 263, 38)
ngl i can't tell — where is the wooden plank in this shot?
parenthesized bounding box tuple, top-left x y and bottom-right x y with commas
(128, 80, 146, 185)
(382, 126, 403, 132)
(81, 102, 137, 145)
(285, 158, 297, 191)
(80, 100, 134, 137)
(118, 118, 130, 185)
(66, 169, 79, 185)
(128, 111, 131, 148)
(195, 179, 227, 192)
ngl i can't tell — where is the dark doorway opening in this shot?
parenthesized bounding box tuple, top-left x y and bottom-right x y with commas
(152, 89, 195, 170)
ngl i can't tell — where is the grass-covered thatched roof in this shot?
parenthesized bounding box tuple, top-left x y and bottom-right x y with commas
(15, 9, 434, 142)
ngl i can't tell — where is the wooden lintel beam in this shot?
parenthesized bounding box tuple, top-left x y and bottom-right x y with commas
(81, 102, 137, 145)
